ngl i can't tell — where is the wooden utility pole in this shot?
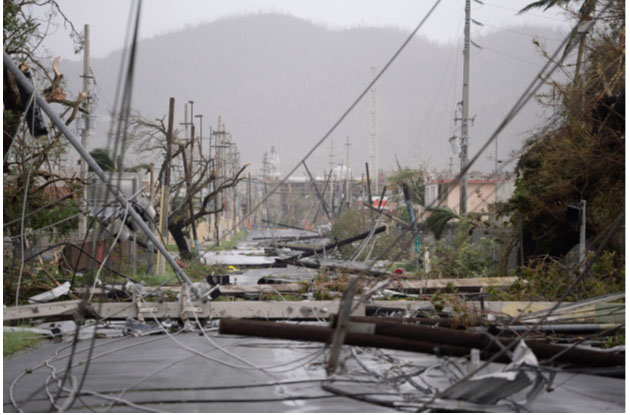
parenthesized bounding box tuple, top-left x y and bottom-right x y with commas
(247, 172, 252, 224)
(181, 135, 198, 258)
(78, 24, 90, 238)
(365, 162, 373, 220)
(210, 117, 230, 243)
(157, 97, 174, 274)
(345, 136, 351, 209)
(146, 162, 155, 274)
(459, 0, 471, 215)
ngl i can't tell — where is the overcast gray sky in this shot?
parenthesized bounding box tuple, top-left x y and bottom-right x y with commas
(35, 0, 571, 60)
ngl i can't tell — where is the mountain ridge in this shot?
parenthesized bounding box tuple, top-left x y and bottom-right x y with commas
(58, 13, 565, 176)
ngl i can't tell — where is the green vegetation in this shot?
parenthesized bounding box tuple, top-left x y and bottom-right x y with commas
(425, 207, 460, 240)
(387, 167, 426, 206)
(206, 230, 248, 251)
(501, 1, 624, 262)
(330, 207, 408, 262)
(495, 0, 625, 300)
(4, 331, 44, 358)
(89, 148, 116, 171)
(493, 251, 624, 302)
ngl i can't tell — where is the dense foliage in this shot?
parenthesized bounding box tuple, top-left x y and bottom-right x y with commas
(505, 1, 624, 261)
(3, 1, 85, 240)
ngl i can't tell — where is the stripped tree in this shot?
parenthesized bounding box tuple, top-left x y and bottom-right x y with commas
(129, 113, 248, 259)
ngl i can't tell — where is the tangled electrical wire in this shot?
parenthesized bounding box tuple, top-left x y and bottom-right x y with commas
(5, 0, 625, 412)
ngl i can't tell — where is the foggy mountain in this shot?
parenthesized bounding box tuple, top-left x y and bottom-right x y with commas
(58, 13, 565, 177)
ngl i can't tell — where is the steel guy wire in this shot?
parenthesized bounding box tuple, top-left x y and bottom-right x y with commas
(51, 3, 147, 407)
(404, 10, 464, 167)
(94, 377, 379, 395)
(86, 200, 131, 302)
(188, 309, 299, 402)
(101, 339, 249, 412)
(9, 330, 188, 412)
(144, 303, 324, 373)
(352, 3, 621, 406)
(6, 211, 88, 241)
(13, 73, 40, 306)
(49, 197, 139, 406)
(9, 331, 179, 411)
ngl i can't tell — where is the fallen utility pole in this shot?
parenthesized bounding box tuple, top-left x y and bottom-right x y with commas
(346, 315, 622, 334)
(181, 137, 199, 258)
(278, 225, 386, 263)
(252, 234, 322, 242)
(4, 300, 365, 321)
(261, 219, 307, 231)
(340, 315, 488, 330)
(3, 52, 195, 290)
(219, 318, 624, 369)
(220, 318, 475, 359)
(157, 97, 174, 274)
(327, 276, 359, 375)
(330, 317, 625, 368)
(362, 201, 410, 228)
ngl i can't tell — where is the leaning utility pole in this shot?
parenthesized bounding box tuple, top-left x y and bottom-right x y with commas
(458, 0, 471, 215)
(78, 24, 90, 238)
(4, 53, 196, 289)
(329, 137, 335, 213)
(345, 136, 351, 208)
(369, 66, 379, 194)
(157, 97, 175, 274)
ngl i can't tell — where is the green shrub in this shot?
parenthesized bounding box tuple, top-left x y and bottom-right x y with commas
(495, 251, 624, 301)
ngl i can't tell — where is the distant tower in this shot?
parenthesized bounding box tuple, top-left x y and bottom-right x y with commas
(369, 66, 379, 193)
(261, 151, 269, 179)
(267, 146, 281, 179)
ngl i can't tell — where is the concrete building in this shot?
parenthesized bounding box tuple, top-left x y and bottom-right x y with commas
(424, 177, 515, 215)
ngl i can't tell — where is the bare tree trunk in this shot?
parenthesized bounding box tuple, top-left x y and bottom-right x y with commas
(168, 221, 192, 260)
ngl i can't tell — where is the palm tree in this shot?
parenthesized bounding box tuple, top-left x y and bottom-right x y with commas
(89, 148, 116, 171)
(425, 207, 460, 240)
(520, 0, 596, 86)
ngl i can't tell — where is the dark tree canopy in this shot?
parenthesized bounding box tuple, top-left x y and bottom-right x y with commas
(504, 2, 624, 259)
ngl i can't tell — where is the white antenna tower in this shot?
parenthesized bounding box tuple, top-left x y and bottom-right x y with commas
(369, 66, 379, 193)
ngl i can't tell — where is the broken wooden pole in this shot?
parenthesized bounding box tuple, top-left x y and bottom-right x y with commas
(252, 234, 322, 242)
(219, 318, 478, 359)
(261, 220, 307, 231)
(341, 315, 487, 329)
(327, 277, 359, 375)
(333, 317, 625, 368)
